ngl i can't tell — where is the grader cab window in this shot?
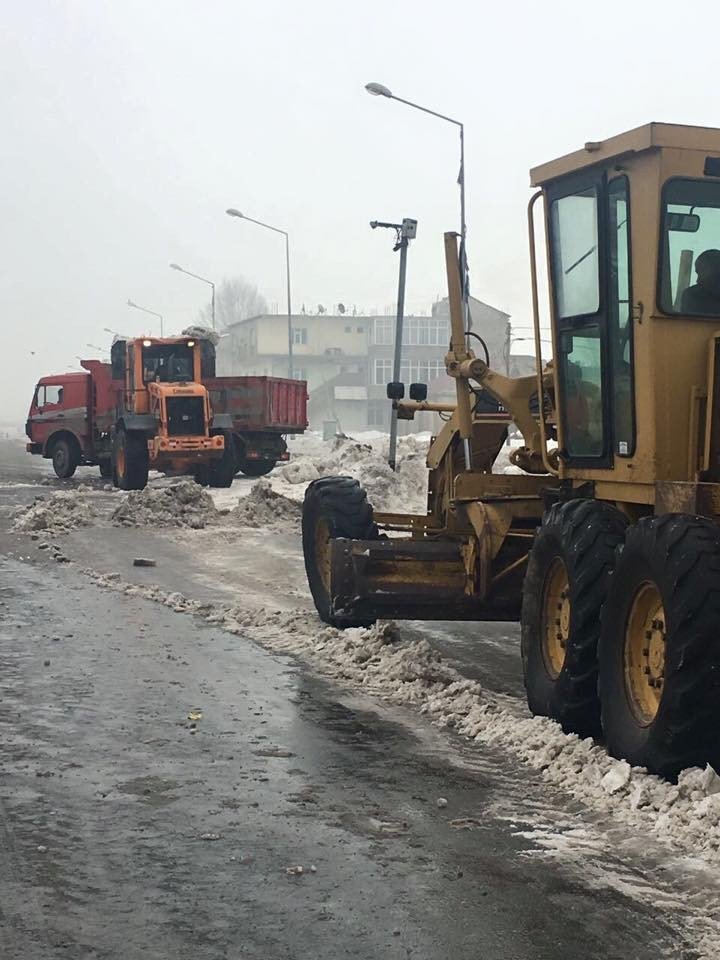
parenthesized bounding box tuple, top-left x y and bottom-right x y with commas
(559, 331, 604, 457)
(550, 187, 600, 318)
(661, 178, 720, 315)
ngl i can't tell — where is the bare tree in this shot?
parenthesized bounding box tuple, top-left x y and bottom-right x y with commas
(198, 276, 267, 330)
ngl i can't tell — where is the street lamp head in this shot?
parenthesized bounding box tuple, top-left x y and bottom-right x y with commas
(365, 82, 392, 98)
(226, 208, 244, 219)
(127, 299, 137, 308)
(169, 262, 183, 271)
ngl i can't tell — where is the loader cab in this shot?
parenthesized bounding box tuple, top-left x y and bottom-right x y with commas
(531, 123, 720, 494)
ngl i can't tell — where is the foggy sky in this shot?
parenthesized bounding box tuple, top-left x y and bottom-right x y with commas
(1, 0, 716, 423)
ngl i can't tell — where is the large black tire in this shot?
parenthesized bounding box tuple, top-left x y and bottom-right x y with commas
(237, 457, 276, 478)
(51, 438, 79, 479)
(599, 515, 720, 779)
(521, 499, 627, 738)
(302, 476, 378, 628)
(113, 428, 149, 491)
(208, 432, 236, 488)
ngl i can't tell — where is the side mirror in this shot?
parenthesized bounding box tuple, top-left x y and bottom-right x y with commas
(409, 382, 427, 402)
(386, 381, 405, 400)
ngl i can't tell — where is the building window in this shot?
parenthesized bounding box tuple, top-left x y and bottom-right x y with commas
(344, 326, 352, 333)
(356, 326, 364, 333)
(372, 317, 393, 345)
(402, 316, 449, 346)
(373, 358, 392, 384)
(292, 327, 308, 345)
(293, 367, 307, 381)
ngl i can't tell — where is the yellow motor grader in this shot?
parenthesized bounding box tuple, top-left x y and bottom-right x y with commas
(302, 123, 720, 779)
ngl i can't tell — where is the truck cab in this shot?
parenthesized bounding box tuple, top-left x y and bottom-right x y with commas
(26, 372, 94, 478)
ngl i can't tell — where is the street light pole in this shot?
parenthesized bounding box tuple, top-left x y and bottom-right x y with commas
(127, 300, 164, 336)
(169, 263, 216, 330)
(226, 208, 293, 379)
(371, 217, 417, 471)
(365, 81, 471, 468)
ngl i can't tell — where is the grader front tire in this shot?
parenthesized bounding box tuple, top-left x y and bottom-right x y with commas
(599, 515, 720, 779)
(302, 477, 377, 628)
(521, 499, 627, 738)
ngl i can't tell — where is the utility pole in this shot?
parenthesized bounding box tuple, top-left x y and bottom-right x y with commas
(370, 217, 417, 470)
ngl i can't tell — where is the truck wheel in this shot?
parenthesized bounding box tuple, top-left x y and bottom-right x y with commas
(599, 515, 720, 779)
(209, 432, 236, 488)
(302, 477, 377, 628)
(52, 438, 79, 479)
(521, 499, 627, 738)
(113, 428, 149, 491)
(237, 457, 276, 478)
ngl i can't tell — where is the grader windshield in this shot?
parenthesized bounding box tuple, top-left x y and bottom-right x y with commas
(661, 178, 720, 315)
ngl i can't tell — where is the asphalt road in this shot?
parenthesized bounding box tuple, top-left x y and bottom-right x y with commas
(0, 440, 706, 958)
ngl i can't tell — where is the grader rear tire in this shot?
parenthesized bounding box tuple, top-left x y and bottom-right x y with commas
(521, 499, 627, 738)
(599, 515, 720, 779)
(302, 477, 377, 628)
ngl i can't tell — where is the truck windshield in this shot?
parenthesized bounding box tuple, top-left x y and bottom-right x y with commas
(660, 178, 720, 316)
(142, 344, 194, 383)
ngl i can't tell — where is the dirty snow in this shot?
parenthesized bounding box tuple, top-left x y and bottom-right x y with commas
(12, 492, 100, 533)
(230, 480, 302, 528)
(112, 479, 217, 529)
(280, 432, 430, 513)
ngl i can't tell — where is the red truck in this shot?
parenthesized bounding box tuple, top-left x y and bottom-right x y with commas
(26, 339, 307, 483)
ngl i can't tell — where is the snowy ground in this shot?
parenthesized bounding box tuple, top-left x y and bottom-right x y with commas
(4, 434, 720, 956)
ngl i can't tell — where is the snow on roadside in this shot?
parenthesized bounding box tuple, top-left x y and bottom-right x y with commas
(111, 479, 217, 529)
(79, 562, 720, 872)
(279, 432, 430, 513)
(12, 492, 101, 533)
(230, 480, 301, 528)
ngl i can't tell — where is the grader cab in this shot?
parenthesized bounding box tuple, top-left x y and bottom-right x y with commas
(302, 122, 720, 779)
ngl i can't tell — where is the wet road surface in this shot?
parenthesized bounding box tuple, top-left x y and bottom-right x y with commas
(0, 440, 703, 957)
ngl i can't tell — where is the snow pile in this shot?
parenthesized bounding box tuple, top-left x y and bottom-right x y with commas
(13, 492, 99, 533)
(281, 433, 429, 513)
(112, 480, 216, 529)
(231, 480, 302, 528)
(180, 324, 220, 346)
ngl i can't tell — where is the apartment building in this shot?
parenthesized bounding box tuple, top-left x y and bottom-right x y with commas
(218, 296, 533, 433)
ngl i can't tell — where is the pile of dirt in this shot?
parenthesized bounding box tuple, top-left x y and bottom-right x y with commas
(231, 480, 302, 528)
(112, 480, 216, 529)
(13, 492, 99, 533)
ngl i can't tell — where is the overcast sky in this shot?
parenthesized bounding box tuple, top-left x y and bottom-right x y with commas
(1, 0, 717, 423)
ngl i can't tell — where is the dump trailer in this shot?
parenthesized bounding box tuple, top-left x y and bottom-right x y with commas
(302, 122, 720, 780)
(26, 336, 231, 489)
(198, 341, 307, 477)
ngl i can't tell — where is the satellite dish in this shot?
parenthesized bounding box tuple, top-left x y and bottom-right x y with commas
(338, 303, 346, 314)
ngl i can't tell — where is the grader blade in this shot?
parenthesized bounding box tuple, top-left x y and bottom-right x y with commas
(328, 538, 519, 623)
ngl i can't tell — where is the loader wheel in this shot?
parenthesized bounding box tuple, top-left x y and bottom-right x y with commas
(52, 438, 79, 479)
(599, 515, 720, 779)
(237, 457, 276, 478)
(209, 432, 236, 488)
(113, 428, 149, 491)
(302, 476, 378, 628)
(521, 499, 627, 738)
